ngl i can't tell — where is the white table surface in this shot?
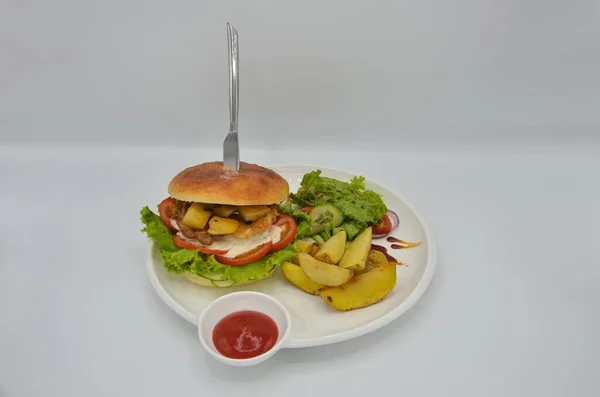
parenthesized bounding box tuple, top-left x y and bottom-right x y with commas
(1, 144, 599, 397)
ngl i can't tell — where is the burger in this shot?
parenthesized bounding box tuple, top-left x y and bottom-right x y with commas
(140, 161, 298, 288)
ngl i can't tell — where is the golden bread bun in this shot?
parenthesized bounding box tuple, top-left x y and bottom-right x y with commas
(183, 269, 274, 287)
(168, 161, 289, 205)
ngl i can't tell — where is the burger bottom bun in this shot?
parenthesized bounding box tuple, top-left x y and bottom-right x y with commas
(183, 269, 275, 288)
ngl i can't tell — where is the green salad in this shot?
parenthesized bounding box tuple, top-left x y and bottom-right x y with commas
(278, 170, 388, 243)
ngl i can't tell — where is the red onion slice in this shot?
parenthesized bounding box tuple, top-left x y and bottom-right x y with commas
(388, 210, 400, 231)
(372, 210, 400, 239)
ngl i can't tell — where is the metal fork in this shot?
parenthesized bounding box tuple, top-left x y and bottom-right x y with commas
(223, 23, 240, 170)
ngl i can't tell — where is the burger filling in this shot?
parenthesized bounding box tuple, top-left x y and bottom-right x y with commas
(164, 199, 287, 259)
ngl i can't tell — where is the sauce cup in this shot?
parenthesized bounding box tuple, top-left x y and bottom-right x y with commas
(197, 291, 292, 366)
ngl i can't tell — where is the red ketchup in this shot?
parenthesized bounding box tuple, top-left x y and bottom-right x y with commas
(212, 310, 279, 359)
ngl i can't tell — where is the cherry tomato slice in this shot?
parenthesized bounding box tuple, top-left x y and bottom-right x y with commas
(299, 206, 313, 214)
(173, 235, 229, 255)
(215, 241, 273, 266)
(370, 214, 392, 236)
(270, 214, 297, 252)
(159, 197, 179, 232)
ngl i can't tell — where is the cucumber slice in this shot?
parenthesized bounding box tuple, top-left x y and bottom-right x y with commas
(211, 279, 237, 288)
(308, 204, 344, 234)
(194, 268, 226, 281)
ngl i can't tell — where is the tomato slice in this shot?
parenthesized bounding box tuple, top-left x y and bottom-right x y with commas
(370, 214, 391, 236)
(173, 235, 229, 255)
(159, 197, 179, 232)
(299, 206, 313, 214)
(215, 241, 273, 266)
(270, 214, 297, 252)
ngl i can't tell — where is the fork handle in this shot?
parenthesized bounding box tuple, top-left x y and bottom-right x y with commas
(227, 23, 238, 131)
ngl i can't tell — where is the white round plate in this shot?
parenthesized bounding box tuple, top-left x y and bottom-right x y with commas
(146, 164, 437, 348)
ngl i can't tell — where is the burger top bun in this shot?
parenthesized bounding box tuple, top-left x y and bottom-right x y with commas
(168, 161, 289, 206)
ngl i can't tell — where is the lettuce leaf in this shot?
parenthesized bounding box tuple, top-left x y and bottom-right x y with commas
(277, 200, 312, 239)
(140, 206, 296, 282)
(193, 244, 296, 283)
(278, 199, 311, 224)
(340, 220, 366, 240)
(140, 206, 180, 253)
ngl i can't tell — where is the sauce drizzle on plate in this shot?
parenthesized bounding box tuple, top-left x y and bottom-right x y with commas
(386, 236, 423, 249)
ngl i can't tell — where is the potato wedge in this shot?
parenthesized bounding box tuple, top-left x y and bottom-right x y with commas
(282, 261, 324, 295)
(290, 240, 313, 265)
(368, 248, 390, 267)
(314, 231, 346, 265)
(309, 243, 321, 256)
(319, 262, 397, 311)
(296, 239, 317, 254)
(338, 227, 372, 271)
(298, 253, 354, 287)
(355, 249, 390, 275)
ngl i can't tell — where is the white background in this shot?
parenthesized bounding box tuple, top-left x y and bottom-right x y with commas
(1, 0, 599, 148)
(1, 0, 599, 396)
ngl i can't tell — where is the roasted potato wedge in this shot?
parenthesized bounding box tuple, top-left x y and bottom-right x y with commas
(291, 240, 316, 265)
(296, 239, 318, 254)
(181, 203, 212, 229)
(298, 253, 354, 287)
(314, 231, 347, 265)
(282, 261, 324, 295)
(309, 243, 321, 256)
(338, 227, 372, 271)
(355, 249, 390, 275)
(319, 262, 397, 311)
(368, 249, 390, 267)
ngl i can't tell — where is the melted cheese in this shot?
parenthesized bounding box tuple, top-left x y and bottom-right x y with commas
(176, 225, 283, 258)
